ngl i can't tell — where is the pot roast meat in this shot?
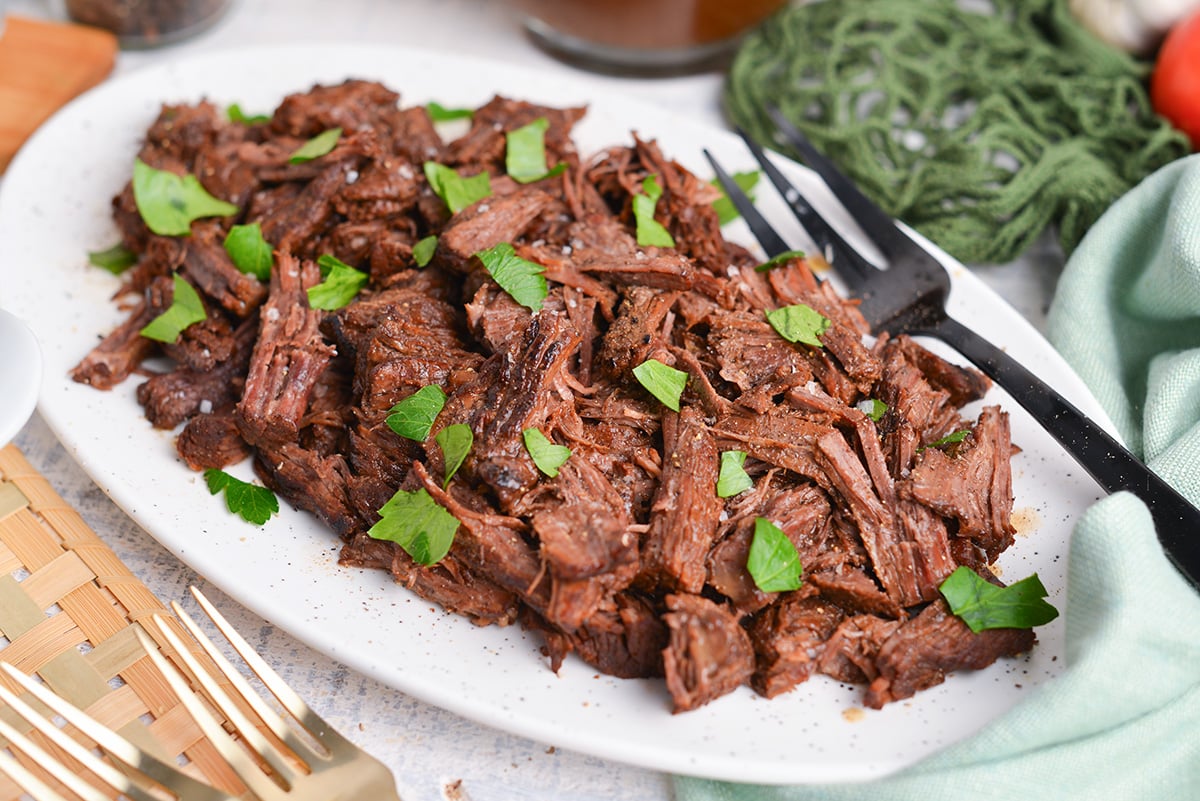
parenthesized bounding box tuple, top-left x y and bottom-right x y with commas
(863, 599, 1035, 708)
(662, 593, 755, 713)
(236, 252, 335, 449)
(75, 83, 1041, 714)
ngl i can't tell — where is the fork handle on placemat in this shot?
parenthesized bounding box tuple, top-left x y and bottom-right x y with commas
(930, 316, 1200, 587)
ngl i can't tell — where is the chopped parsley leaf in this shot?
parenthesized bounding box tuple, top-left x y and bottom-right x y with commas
(754, 249, 808, 273)
(924, 429, 971, 450)
(132, 160, 238, 236)
(204, 469, 279, 525)
(716, 450, 753, 498)
(475, 242, 547, 311)
(859, 398, 888, 423)
(427, 102, 473, 122)
(307, 254, 368, 310)
(385, 384, 447, 442)
(412, 235, 438, 267)
(289, 128, 342, 163)
(710, 170, 760, 225)
(506, 117, 566, 184)
(765, 304, 831, 346)
(140, 274, 206, 343)
(423, 161, 492, 214)
(88, 243, 137, 275)
(223, 222, 273, 280)
(939, 566, 1059, 633)
(632, 358, 687, 412)
(746, 517, 803, 593)
(523, 428, 572, 478)
(227, 103, 270, 124)
(436, 424, 473, 488)
(633, 174, 675, 248)
(368, 487, 460, 565)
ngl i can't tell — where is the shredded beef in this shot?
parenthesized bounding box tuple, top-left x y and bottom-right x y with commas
(74, 83, 1036, 714)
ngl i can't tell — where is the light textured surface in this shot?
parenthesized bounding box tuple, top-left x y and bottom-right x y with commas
(1, 0, 1071, 798)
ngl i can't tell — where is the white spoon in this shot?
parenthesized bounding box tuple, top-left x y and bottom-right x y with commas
(0, 308, 42, 447)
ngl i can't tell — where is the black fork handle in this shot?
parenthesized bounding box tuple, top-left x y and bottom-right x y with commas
(927, 315, 1200, 586)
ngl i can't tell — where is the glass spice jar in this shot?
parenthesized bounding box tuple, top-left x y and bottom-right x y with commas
(64, 0, 232, 49)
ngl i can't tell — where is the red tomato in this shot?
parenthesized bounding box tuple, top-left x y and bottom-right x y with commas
(1152, 8, 1200, 150)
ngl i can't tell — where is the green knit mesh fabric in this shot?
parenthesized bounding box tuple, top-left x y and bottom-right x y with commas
(725, 0, 1190, 264)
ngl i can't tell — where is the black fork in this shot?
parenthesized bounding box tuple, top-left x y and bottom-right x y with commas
(704, 112, 1200, 588)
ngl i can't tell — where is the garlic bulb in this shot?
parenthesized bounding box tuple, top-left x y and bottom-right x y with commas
(1069, 0, 1200, 52)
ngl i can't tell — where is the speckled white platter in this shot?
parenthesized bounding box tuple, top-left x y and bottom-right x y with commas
(0, 45, 1109, 784)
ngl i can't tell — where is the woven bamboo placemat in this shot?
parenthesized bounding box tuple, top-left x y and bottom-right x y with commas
(0, 442, 247, 798)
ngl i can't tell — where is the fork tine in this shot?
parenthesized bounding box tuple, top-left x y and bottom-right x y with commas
(734, 127, 878, 288)
(703, 148, 791, 258)
(0, 686, 114, 801)
(185, 586, 357, 756)
(765, 105, 911, 259)
(0, 663, 233, 801)
(136, 623, 293, 800)
(0, 746, 75, 801)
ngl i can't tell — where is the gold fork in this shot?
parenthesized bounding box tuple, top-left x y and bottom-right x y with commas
(0, 662, 236, 801)
(140, 586, 403, 801)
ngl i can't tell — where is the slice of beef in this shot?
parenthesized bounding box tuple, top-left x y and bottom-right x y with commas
(70, 296, 158, 390)
(178, 221, 268, 319)
(390, 105, 443, 165)
(468, 311, 582, 512)
(863, 599, 1036, 708)
(340, 533, 520, 627)
(254, 442, 359, 538)
(176, 411, 251, 471)
(137, 314, 257, 429)
(633, 136, 727, 275)
(900, 406, 1016, 562)
(434, 186, 555, 273)
(661, 593, 755, 713)
(464, 279, 533, 356)
(444, 95, 586, 173)
(816, 614, 904, 684)
(711, 408, 831, 488)
(807, 567, 905, 619)
(270, 79, 402, 139)
(236, 253, 335, 448)
(597, 286, 676, 378)
(259, 157, 367, 256)
(876, 338, 965, 475)
(332, 156, 422, 222)
(538, 593, 668, 678)
(706, 310, 814, 393)
(707, 483, 832, 614)
(639, 406, 722, 594)
(749, 594, 845, 698)
(892, 335, 990, 406)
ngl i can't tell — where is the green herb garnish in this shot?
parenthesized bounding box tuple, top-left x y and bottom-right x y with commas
(860, 398, 888, 423)
(88, 243, 137, 275)
(475, 242, 547, 311)
(716, 450, 753, 498)
(368, 487, 460, 566)
(204, 468, 279, 525)
(765, 304, 831, 346)
(754, 249, 808, 273)
(925, 429, 971, 450)
(289, 127, 342, 164)
(307, 254, 368, 310)
(523, 428, 572, 478)
(412, 235, 438, 267)
(505, 117, 566, 184)
(746, 517, 803, 593)
(633, 174, 675, 248)
(427, 102, 473, 122)
(423, 161, 492, 214)
(711, 170, 760, 225)
(632, 358, 687, 412)
(223, 222, 273, 280)
(385, 385, 448, 442)
(132, 160, 238, 237)
(939, 566, 1059, 633)
(436, 424, 473, 488)
(140, 274, 206, 343)
(227, 103, 270, 124)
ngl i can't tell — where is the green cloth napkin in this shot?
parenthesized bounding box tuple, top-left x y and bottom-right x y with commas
(675, 156, 1200, 800)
